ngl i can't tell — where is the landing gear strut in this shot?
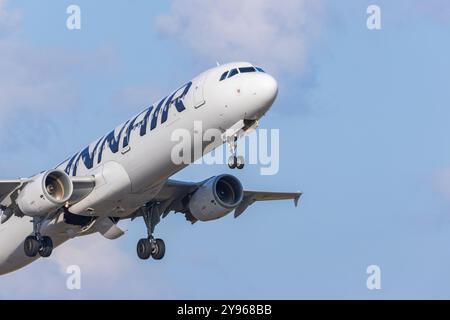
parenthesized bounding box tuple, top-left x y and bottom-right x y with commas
(137, 203, 166, 261)
(227, 136, 245, 170)
(24, 218, 54, 258)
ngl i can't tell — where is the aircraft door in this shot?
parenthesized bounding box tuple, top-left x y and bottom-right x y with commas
(193, 73, 207, 108)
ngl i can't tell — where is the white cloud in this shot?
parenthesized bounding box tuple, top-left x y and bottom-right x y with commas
(0, 236, 132, 298)
(0, 41, 76, 113)
(0, 234, 177, 299)
(52, 235, 133, 282)
(0, 1, 116, 149)
(155, 0, 325, 76)
(0, 41, 115, 117)
(112, 84, 166, 110)
(0, 0, 20, 32)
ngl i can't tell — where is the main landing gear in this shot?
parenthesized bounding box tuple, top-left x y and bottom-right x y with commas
(137, 238, 165, 260)
(137, 203, 166, 261)
(227, 136, 245, 170)
(24, 219, 54, 258)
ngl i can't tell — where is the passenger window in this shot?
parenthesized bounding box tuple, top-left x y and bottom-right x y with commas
(228, 68, 239, 78)
(219, 71, 228, 81)
(239, 67, 256, 73)
(255, 67, 265, 73)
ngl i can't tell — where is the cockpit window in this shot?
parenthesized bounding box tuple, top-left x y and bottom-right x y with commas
(239, 67, 256, 73)
(228, 68, 239, 78)
(220, 66, 265, 82)
(219, 71, 228, 81)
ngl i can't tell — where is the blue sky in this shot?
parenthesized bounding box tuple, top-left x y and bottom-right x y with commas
(1, 0, 450, 299)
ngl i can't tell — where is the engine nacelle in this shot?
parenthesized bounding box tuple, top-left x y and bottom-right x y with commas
(189, 174, 244, 221)
(17, 170, 73, 217)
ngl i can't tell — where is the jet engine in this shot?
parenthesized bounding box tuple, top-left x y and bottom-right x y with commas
(17, 170, 73, 217)
(188, 174, 244, 221)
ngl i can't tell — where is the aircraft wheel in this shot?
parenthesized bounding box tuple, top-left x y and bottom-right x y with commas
(151, 239, 166, 260)
(236, 156, 245, 169)
(137, 238, 152, 260)
(39, 236, 53, 258)
(24, 236, 40, 257)
(228, 156, 237, 169)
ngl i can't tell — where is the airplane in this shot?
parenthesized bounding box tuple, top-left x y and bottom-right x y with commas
(0, 62, 301, 275)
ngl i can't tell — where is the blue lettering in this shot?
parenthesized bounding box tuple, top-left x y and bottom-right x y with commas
(63, 81, 193, 175)
(72, 138, 103, 176)
(97, 121, 129, 164)
(123, 114, 140, 148)
(64, 154, 78, 175)
(161, 82, 192, 124)
(151, 97, 167, 131)
(140, 106, 154, 136)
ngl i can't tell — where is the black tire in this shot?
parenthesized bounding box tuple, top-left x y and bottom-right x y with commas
(24, 236, 40, 257)
(228, 156, 237, 169)
(137, 238, 152, 260)
(39, 236, 53, 258)
(151, 238, 166, 260)
(236, 156, 245, 169)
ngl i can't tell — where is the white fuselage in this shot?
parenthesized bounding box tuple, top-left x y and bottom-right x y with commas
(0, 62, 278, 275)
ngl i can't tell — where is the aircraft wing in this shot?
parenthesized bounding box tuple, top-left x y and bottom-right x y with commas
(0, 175, 95, 210)
(0, 180, 23, 203)
(141, 179, 302, 223)
(153, 179, 202, 202)
(234, 190, 302, 218)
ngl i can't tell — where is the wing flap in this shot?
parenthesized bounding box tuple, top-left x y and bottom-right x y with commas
(95, 217, 126, 240)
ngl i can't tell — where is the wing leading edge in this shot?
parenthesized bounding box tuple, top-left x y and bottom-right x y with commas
(234, 190, 302, 218)
(150, 179, 302, 222)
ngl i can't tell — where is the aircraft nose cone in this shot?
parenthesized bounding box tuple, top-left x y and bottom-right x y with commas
(259, 74, 278, 106)
(246, 73, 278, 119)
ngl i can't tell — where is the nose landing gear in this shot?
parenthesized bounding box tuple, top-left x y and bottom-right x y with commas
(227, 136, 245, 170)
(228, 155, 245, 170)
